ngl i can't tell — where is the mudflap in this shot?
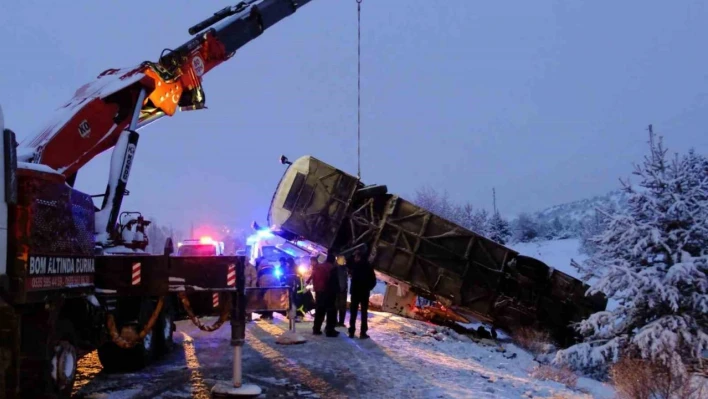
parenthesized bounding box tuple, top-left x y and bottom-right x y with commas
(0, 296, 19, 399)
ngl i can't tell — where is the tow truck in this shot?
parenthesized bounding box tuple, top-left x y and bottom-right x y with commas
(0, 1, 319, 398)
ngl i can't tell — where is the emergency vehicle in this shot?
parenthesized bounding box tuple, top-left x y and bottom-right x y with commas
(176, 236, 225, 256)
(247, 225, 324, 281)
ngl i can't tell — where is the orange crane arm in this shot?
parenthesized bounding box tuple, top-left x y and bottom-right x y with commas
(19, 0, 316, 178)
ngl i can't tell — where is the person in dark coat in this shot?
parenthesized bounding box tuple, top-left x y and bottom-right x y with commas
(347, 249, 377, 339)
(307, 255, 340, 337)
(256, 257, 278, 320)
(335, 257, 349, 326)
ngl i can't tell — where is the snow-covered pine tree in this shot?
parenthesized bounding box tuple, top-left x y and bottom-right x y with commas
(488, 211, 511, 244)
(145, 217, 168, 254)
(456, 203, 490, 235)
(413, 185, 440, 212)
(513, 212, 540, 242)
(556, 134, 708, 376)
(548, 216, 575, 239)
(413, 185, 461, 223)
(578, 207, 611, 256)
(470, 208, 490, 236)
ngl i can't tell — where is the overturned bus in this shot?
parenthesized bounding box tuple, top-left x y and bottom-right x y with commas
(266, 155, 607, 346)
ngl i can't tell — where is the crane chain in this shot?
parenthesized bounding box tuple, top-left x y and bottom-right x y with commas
(106, 297, 164, 349)
(177, 291, 231, 332)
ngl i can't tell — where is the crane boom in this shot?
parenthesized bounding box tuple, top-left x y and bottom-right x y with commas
(18, 0, 315, 178)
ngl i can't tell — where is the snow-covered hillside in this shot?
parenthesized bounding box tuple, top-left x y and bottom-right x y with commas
(534, 190, 628, 226)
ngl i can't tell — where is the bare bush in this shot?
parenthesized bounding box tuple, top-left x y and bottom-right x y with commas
(530, 364, 578, 388)
(513, 327, 555, 355)
(610, 356, 707, 399)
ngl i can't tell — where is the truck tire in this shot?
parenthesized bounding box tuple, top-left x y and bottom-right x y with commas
(20, 314, 78, 399)
(97, 299, 157, 372)
(49, 325, 78, 398)
(155, 297, 175, 356)
(0, 298, 17, 399)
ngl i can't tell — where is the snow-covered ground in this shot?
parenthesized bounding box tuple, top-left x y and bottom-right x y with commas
(72, 238, 619, 398)
(73, 311, 615, 399)
(510, 238, 619, 311)
(509, 238, 587, 278)
(353, 312, 614, 399)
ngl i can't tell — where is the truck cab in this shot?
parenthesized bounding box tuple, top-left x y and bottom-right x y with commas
(176, 237, 225, 256)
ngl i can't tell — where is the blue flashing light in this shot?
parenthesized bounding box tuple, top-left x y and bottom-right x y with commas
(246, 225, 275, 245)
(257, 229, 274, 238)
(273, 266, 282, 278)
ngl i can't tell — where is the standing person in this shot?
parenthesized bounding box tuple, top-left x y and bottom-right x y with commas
(348, 249, 377, 339)
(285, 258, 296, 276)
(276, 257, 287, 282)
(295, 260, 314, 319)
(257, 258, 278, 321)
(323, 253, 341, 332)
(245, 258, 258, 322)
(335, 256, 349, 327)
(282, 258, 302, 321)
(307, 255, 340, 337)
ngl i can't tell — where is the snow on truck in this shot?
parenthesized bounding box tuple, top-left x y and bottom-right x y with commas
(0, 1, 318, 398)
(267, 155, 608, 346)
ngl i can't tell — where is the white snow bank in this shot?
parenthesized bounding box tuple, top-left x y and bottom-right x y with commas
(364, 311, 615, 398)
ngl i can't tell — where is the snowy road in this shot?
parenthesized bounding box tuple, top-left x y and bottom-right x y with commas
(71, 311, 614, 399)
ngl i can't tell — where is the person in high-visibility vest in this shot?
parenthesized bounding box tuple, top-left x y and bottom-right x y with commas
(282, 258, 304, 321)
(334, 256, 349, 327)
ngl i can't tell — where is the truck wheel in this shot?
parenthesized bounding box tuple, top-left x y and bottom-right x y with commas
(49, 340, 78, 397)
(47, 319, 78, 398)
(155, 298, 175, 356)
(96, 343, 121, 372)
(98, 299, 157, 372)
(133, 322, 156, 369)
(20, 316, 78, 399)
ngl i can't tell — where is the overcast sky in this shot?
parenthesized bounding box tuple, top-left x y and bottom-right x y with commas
(1, 0, 707, 236)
